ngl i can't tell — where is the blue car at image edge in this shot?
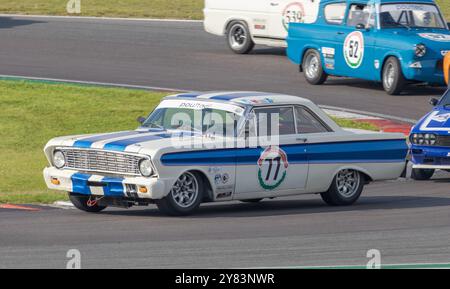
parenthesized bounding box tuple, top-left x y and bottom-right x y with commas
(409, 90, 450, 180)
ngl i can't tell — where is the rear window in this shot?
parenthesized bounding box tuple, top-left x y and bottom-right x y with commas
(325, 3, 347, 25)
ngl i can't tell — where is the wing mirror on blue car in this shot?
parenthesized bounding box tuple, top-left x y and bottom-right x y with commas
(137, 116, 146, 124)
(429, 98, 439, 106)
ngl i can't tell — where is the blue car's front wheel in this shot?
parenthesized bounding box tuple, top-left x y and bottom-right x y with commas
(302, 49, 328, 85)
(382, 57, 407, 95)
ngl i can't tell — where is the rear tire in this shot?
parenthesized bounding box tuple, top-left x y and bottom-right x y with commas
(411, 168, 435, 181)
(69, 194, 107, 213)
(226, 21, 254, 54)
(382, 57, 406, 95)
(321, 169, 364, 206)
(302, 49, 328, 85)
(155, 172, 204, 216)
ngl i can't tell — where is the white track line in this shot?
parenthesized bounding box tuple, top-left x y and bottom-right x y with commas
(0, 13, 203, 23)
(0, 74, 189, 93)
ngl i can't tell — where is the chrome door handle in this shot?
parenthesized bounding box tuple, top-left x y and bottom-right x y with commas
(296, 138, 308, 143)
(270, 2, 279, 6)
(337, 32, 345, 35)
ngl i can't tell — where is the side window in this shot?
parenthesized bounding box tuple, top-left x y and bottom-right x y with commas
(347, 4, 375, 28)
(295, 107, 330, 134)
(324, 3, 347, 25)
(254, 107, 296, 136)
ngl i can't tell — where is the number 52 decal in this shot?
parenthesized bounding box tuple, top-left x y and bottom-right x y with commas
(344, 31, 365, 69)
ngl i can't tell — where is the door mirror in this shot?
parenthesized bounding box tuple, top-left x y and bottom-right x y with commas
(355, 23, 366, 30)
(137, 116, 146, 124)
(429, 98, 439, 106)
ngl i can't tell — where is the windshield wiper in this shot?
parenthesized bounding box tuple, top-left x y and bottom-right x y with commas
(144, 122, 165, 130)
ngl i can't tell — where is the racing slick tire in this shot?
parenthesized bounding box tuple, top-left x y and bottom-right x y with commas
(382, 57, 407, 95)
(411, 168, 435, 181)
(240, 198, 263, 203)
(155, 171, 204, 216)
(320, 169, 364, 206)
(226, 21, 255, 54)
(69, 194, 107, 213)
(302, 49, 328, 85)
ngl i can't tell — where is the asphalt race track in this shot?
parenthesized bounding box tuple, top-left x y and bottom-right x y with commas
(0, 15, 447, 120)
(1, 15, 450, 269)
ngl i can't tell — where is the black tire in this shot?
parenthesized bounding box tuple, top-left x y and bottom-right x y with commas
(302, 49, 328, 85)
(321, 170, 364, 206)
(240, 198, 263, 203)
(411, 168, 435, 181)
(155, 172, 204, 216)
(382, 57, 407, 95)
(69, 194, 107, 213)
(226, 21, 255, 54)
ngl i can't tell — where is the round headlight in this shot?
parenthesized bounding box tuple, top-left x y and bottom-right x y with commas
(424, 133, 437, 145)
(139, 159, 154, 177)
(415, 44, 427, 57)
(53, 150, 66, 169)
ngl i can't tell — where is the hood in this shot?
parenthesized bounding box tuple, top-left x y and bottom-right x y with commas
(381, 29, 450, 55)
(45, 128, 207, 156)
(412, 106, 450, 134)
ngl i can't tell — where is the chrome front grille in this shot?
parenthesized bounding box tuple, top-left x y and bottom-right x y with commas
(59, 148, 144, 176)
(436, 136, 450, 147)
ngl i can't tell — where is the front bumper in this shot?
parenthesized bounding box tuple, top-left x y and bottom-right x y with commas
(43, 167, 168, 200)
(410, 145, 450, 170)
(404, 59, 445, 84)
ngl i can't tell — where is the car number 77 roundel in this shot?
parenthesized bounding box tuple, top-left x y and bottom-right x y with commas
(257, 146, 289, 190)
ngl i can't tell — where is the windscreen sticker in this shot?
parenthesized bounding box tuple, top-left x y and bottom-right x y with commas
(158, 99, 245, 116)
(419, 33, 450, 42)
(282, 2, 305, 31)
(257, 146, 289, 190)
(344, 31, 365, 69)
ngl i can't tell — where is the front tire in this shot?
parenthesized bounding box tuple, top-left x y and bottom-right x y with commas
(321, 169, 364, 206)
(411, 168, 435, 181)
(155, 172, 204, 216)
(302, 49, 328, 85)
(226, 21, 254, 54)
(69, 194, 107, 213)
(382, 57, 406, 95)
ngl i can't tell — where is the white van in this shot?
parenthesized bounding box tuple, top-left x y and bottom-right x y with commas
(204, 0, 320, 54)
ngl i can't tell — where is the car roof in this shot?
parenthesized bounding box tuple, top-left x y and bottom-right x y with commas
(164, 91, 316, 107)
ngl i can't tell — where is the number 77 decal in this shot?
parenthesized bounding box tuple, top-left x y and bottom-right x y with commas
(258, 146, 289, 190)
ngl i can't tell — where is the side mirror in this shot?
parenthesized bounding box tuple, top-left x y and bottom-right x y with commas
(356, 23, 366, 30)
(137, 116, 146, 124)
(429, 98, 439, 106)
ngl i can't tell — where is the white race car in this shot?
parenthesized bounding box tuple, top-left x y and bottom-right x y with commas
(204, 0, 320, 54)
(44, 91, 408, 215)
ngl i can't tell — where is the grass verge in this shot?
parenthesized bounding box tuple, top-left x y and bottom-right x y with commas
(0, 0, 204, 20)
(0, 79, 166, 204)
(0, 1, 449, 20)
(0, 79, 377, 204)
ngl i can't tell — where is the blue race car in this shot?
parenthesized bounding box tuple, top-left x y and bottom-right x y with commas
(287, 0, 450, 95)
(409, 91, 450, 180)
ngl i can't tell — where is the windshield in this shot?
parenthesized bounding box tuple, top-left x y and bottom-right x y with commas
(141, 100, 245, 137)
(380, 4, 446, 29)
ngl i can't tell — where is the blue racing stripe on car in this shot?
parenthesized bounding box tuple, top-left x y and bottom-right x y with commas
(102, 177, 125, 197)
(71, 173, 92, 195)
(160, 139, 407, 166)
(176, 93, 202, 98)
(209, 92, 273, 101)
(73, 131, 141, 148)
(103, 133, 173, 152)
